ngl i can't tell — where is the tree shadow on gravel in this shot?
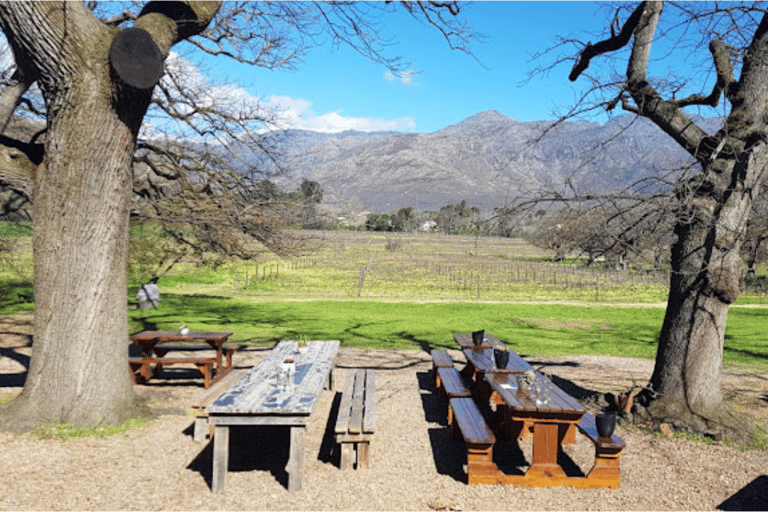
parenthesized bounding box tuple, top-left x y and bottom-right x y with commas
(0, 347, 28, 387)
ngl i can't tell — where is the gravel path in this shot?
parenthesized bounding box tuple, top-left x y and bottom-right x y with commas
(1, 316, 767, 510)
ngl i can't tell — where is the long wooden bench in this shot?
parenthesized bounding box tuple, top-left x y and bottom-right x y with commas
(436, 366, 471, 401)
(189, 368, 248, 442)
(335, 369, 376, 470)
(431, 349, 454, 386)
(152, 344, 237, 368)
(449, 397, 499, 485)
(576, 412, 626, 489)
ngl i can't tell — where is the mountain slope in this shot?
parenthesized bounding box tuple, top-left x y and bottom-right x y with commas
(272, 110, 719, 212)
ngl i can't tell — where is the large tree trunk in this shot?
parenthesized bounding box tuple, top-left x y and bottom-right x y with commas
(0, 1, 220, 429)
(643, 160, 751, 433)
(0, 4, 150, 428)
(570, 2, 768, 439)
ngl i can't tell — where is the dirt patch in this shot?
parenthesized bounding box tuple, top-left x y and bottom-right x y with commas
(1, 314, 767, 510)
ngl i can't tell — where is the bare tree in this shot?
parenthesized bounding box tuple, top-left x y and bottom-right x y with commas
(566, 1, 768, 439)
(0, 1, 476, 430)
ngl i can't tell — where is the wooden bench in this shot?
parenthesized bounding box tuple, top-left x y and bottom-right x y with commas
(449, 397, 499, 485)
(129, 356, 217, 388)
(151, 344, 237, 368)
(576, 412, 626, 489)
(436, 366, 471, 401)
(189, 368, 248, 442)
(335, 369, 376, 470)
(431, 349, 454, 379)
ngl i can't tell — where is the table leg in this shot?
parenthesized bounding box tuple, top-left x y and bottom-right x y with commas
(212, 425, 229, 493)
(526, 422, 567, 480)
(325, 364, 335, 391)
(459, 360, 476, 380)
(287, 426, 306, 492)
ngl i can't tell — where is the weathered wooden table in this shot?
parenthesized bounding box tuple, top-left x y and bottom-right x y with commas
(205, 340, 340, 493)
(129, 331, 235, 388)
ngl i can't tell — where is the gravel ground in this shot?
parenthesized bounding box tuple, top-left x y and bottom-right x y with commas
(1, 314, 767, 511)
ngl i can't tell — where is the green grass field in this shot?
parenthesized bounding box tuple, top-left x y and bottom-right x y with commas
(125, 295, 767, 370)
(3, 228, 768, 372)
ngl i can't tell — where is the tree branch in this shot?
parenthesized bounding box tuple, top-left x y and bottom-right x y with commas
(135, 1, 222, 57)
(0, 68, 35, 135)
(669, 39, 735, 108)
(569, 2, 647, 82)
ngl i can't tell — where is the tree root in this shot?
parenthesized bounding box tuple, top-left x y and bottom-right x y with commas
(627, 392, 758, 443)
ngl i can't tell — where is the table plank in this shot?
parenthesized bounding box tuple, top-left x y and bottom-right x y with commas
(463, 347, 534, 374)
(453, 332, 496, 349)
(131, 331, 233, 342)
(485, 372, 586, 415)
(206, 340, 340, 415)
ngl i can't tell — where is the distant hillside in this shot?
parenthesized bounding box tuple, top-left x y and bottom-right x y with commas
(267, 110, 722, 212)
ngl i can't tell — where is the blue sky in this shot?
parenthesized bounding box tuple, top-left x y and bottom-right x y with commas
(203, 1, 615, 134)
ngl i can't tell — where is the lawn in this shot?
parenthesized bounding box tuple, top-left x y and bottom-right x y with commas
(127, 295, 768, 370)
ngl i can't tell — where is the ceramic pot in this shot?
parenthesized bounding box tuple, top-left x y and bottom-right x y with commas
(471, 329, 485, 346)
(596, 412, 616, 439)
(494, 349, 509, 369)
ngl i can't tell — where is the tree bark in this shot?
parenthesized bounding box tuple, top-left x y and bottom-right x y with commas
(0, 1, 219, 429)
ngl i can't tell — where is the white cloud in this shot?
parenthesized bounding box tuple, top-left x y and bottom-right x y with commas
(384, 69, 419, 86)
(156, 54, 414, 135)
(267, 95, 415, 133)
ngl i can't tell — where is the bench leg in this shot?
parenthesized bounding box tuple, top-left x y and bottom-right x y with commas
(357, 441, 369, 469)
(212, 425, 229, 493)
(194, 416, 208, 443)
(193, 362, 214, 388)
(340, 441, 354, 470)
(586, 447, 622, 488)
(466, 442, 499, 485)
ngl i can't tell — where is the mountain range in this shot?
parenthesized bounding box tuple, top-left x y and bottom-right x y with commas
(268, 110, 722, 213)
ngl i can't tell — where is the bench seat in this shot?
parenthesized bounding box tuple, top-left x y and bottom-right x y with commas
(431, 349, 453, 386)
(449, 397, 498, 485)
(576, 412, 625, 488)
(151, 344, 237, 367)
(436, 366, 471, 401)
(189, 368, 248, 442)
(335, 369, 376, 469)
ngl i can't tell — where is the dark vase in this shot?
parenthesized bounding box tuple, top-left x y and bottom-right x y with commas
(596, 412, 616, 439)
(471, 329, 485, 346)
(494, 349, 509, 369)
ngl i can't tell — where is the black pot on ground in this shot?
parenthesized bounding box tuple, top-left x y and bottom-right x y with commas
(494, 349, 509, 369)
(596, 412, 616, 439)
(471, 329, 485, 346)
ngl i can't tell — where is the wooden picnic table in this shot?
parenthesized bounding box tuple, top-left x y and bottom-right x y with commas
(205, 340, 340, 493)
(479, 371, 623, 489)
(129, 330, 235, 388)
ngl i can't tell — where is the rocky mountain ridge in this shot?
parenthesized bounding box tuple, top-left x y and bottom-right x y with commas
(271, 110, 722, 213)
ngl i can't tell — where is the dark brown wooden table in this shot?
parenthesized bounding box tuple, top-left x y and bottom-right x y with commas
(129, 330, 234, 388)
(475, 371, 621, 489)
